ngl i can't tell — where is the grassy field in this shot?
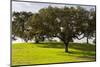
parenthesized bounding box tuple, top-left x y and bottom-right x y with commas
(12, 42, 96, 66)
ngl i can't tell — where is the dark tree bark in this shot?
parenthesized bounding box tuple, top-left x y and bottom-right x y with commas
(24, 39, 28, 43)
(35, 40, 39, 43)
(87, 36, 89, 44)
(57, 34, 70, 53)
(64, 41, 69, 52)
(86, 32, 89, 44)
(34, 36, 39, 43)
(12, 35, 17, 40)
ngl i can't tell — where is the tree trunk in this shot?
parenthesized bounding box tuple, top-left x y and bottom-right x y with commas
(35, 40, 39, 43)
(24, 39, 28, 43)
(34, 35, 39, 43)
(64, 41, 69, 52)
(87, 36, 89, 44)
(57, 35, 70, 53)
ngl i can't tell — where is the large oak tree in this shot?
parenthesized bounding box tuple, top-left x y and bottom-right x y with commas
(12, 6, 96, 52)
(26, 6, 96, 52)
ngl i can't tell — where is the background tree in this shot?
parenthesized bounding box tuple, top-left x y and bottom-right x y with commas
(78, 8, 96, 44)
(26, 13, 45, 43)
(12, 11, 33, 42)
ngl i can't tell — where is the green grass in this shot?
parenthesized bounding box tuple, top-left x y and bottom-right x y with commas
(12, 42, 96, 66)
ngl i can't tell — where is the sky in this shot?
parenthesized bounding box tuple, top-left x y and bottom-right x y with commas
(12, 1, 95, 13)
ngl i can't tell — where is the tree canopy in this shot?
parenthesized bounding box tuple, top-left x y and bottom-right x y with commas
(12, 6, 96, 52)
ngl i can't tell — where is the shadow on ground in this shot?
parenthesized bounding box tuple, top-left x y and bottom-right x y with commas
(35, 42, 96, 52)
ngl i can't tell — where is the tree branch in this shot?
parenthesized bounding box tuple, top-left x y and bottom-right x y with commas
(75, 35, 85, 40)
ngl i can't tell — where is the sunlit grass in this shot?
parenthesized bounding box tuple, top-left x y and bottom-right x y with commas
(12, 42, 96, 66)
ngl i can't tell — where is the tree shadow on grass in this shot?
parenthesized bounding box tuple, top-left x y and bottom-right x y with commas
(78, 56, 96, 61)
(36, 42, 64, 48)
(36, 42, 96, 52)
(56, 50, 96, 61)
(68, 50, 96, 56)
(69, 43, 96, 52)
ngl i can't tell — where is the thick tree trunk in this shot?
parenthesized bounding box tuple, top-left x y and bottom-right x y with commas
(35, 40, 39, 43)
(57, 35, 70, 52)
(34, 35, 39, 43)
(64, 41, 69, 52)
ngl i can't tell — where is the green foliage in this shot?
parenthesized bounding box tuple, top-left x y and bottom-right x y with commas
(27, 6, 96, 40)
(12, 6, 96, 52)
(12, 11, 33, 42)
(26, 6, 96, 52)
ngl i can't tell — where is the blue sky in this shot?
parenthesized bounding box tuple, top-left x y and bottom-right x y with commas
(12, 1, 95, 13)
